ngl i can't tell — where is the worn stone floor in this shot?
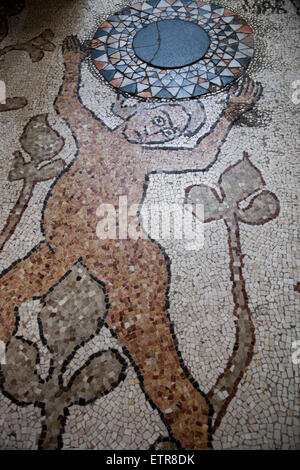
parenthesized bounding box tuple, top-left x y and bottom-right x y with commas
(0, 0, 299, 450)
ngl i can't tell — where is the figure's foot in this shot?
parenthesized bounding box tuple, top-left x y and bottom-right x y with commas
(225, 76, 263, 121)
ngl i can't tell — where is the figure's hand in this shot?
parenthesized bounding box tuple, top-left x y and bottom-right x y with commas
(62, 35, 88, 65)
(225, 76, 263, 121)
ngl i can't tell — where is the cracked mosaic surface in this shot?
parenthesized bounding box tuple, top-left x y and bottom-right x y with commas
(91, 1, 254, 98)
(0, 0, 299, 451)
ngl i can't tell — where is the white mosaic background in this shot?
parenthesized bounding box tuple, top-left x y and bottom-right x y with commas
(0, 0, 299, 449)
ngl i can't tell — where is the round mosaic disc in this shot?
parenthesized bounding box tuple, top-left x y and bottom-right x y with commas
(90, 1, 254, 100)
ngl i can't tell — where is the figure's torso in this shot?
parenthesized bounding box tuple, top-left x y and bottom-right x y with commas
(43, 140, 148, 251)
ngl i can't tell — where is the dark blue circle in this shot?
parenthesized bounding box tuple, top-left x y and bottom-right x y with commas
(133, 19, 210, 69)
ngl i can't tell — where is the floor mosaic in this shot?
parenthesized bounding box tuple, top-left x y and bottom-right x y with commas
(0, 0, 299, 451)
(91, 1, 254, 98)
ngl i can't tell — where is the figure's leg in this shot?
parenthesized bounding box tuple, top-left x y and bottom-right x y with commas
(82, 239, 211, 450)
(0, 241, 77, 341)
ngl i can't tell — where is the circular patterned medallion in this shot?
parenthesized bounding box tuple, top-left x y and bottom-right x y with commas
(90, 1, 254, 100)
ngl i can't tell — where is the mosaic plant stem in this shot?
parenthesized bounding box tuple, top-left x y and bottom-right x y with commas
(0, 115, 65, 253)
(0, 155, 65, 254)
(38, 356, 125, 450)
(37, 367, 69, 450)
(186, 153, 280, 435)
(208, 214, 255, 432)
(40, 396, 65, 450)
(0, 179, 34, 253)
(1, 337, 127, 450)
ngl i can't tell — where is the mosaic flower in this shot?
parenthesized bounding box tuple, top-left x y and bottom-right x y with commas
(0, 114, 65, 252)
(185, 153, 280, 431)
(0, 263, 128, 449)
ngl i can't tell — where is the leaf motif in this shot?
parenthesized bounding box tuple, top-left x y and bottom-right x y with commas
(8, 151, 26, 181)
(40, 264, 106, 361)
(40, 29, 55, 42)
(0, 97, 28, 113)
(25, 30, 55, 62)
(185, 184, 222, 222)
(65, 349, 127, 405)
(29, 48, 44, 63)
(31, 29, 55, 52)
(35, 159, 65, 181)
(0, 337, 42, 404)
(238, 190, 280, 225)
(219, 152, 265, 204)
(20, 114, 64, 163)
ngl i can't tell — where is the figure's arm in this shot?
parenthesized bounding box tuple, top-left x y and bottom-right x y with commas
(54, 36, 109, 137)
(169, 77, 263, 171)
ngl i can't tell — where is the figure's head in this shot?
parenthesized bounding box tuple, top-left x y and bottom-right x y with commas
(112, 96, 206, 145)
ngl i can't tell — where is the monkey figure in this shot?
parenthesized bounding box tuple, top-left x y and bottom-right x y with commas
(0, 36, 262, 449)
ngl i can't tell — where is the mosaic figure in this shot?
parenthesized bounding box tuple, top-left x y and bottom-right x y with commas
(0, 33, 263, 449)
